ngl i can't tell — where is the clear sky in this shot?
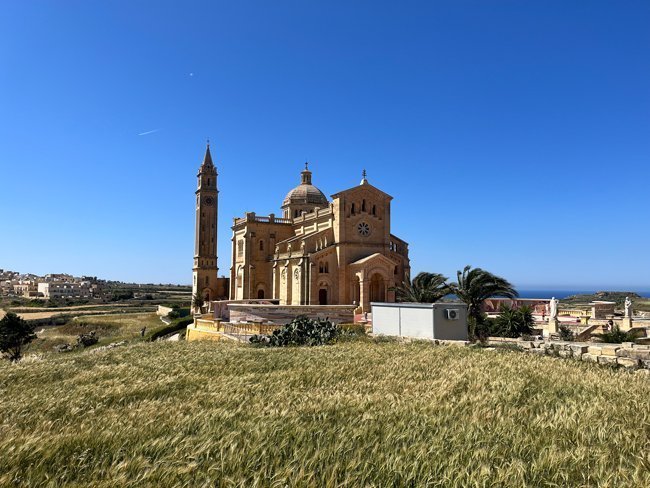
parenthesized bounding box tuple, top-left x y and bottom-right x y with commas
(1, 1, 649, 289)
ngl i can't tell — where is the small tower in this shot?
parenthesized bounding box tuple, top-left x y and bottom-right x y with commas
(192, 141, 219, 304)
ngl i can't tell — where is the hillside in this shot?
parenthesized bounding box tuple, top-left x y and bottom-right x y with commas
(1, 340, 649, 486)
(562, 291, 650, 313)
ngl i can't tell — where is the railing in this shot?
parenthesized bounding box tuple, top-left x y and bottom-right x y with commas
(293, 208, 333, 223)
(234, 215, 293, 226)
(559, 309, 588, 317)
(223, 322, 281, 336)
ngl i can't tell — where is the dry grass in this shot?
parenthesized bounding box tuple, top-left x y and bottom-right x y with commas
(28, 313, 164, 353)
(1, 340, 649, 487)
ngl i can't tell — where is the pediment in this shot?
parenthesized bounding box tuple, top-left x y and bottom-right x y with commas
(331, 182, 392, 201)
(349, 252, 398, 269)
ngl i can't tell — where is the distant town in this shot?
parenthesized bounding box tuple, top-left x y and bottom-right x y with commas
(0, 268, 190, 303)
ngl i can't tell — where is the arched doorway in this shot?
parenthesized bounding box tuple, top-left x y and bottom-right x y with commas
(202, 288, 212, 306)
(257, 289, 265, 299)
(370, 273, 385, 302)
(318, 288, 328, 305)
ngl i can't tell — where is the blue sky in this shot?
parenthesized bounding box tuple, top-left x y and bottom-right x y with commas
(1, 1, 648, 289)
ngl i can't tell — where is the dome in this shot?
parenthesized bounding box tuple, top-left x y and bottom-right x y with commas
(282, 164, 328, 208)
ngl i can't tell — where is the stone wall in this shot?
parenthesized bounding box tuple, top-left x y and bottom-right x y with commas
(487, 337, 650, 373)
(227, 304, 356, 325)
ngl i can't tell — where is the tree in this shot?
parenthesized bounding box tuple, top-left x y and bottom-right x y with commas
(192, 293, 205, 312)
(0, 312, 37, 362)
(451, 265, 518, 340)
(390, 272, 452, 303)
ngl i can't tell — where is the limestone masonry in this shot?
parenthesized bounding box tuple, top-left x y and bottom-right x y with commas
(192, 144, 410, 312)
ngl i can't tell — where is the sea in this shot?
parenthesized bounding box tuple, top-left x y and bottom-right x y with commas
(517, 290, 650, 299)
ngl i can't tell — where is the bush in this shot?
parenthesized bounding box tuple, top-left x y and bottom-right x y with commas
(558, 324, 575, 341)
(250, 315, 338, 347)
(147, 317, 194, 341)
(593, 324, 640, 344)
(76, 331, 99, 348)
(489, 305, 534, 338)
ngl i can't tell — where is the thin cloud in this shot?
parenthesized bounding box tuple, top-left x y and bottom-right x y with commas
(138, 129, 161, 136)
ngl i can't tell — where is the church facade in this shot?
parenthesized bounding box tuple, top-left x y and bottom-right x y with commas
(228, 162, 410, 312)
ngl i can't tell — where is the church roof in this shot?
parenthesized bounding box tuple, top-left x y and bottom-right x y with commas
(199, 141, 216, 173)
(282, 163, 328, 208)
(330, 170, 392, 200)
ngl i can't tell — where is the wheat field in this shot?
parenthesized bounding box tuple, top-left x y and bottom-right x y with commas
(1, 340, 649, 487)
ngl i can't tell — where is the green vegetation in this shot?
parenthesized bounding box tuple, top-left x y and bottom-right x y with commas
(562, 291, 650, 313)
(0, 312, 36, 361)
(1, 340, 649, 486)
(145, 316, 194, 341)
(452, 265, 518, 339)
(594, 324, 642, 344)
(391, 272, 452, 303)
(27, 313, 165, 354)
(250, 315, 339, 347)
(192, 292, 205, 311)
(558, 323, 575, 341)
(486, 305, 534, 338)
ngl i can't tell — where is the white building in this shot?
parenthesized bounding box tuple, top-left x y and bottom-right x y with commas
(37, 282, 91, 299)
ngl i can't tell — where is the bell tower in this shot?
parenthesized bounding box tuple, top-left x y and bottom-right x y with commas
(192, 141, 219, 302)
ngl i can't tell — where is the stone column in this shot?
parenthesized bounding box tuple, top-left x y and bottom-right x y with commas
(360, 279, 370, 313)
(544, 318, 558, 338)
(621, 317, 633, 331)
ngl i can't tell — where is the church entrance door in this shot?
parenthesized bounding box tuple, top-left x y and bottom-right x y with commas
(369, 273, 385, 302)
(318, 288, 328, 305)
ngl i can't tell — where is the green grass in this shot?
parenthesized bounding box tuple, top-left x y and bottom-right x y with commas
(1, 341, 649, 487)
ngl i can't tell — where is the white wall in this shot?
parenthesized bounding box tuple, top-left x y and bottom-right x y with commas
(371, 303, 468, 341)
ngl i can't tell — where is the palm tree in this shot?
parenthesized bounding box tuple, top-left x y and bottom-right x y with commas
(391, 272, 452, 303)
(192, 292, 205, 313)
(451, 265, 518, 338)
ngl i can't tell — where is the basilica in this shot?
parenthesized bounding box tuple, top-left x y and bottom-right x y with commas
(192, 143, 410, 313)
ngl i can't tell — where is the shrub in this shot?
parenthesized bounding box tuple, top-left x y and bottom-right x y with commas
(593, 324, 640, 344)
(147, 317, 194, 341)
(490, 305, 534, 338)
(250, 315, 338, 347)
(76, 331, 99, 348)
(558, 324, 575, 341)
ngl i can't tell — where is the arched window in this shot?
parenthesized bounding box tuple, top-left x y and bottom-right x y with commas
(351, 203, 355, 215)
(205, 276, 209, 286)
(259, 240, 264, 251)
(394, 266, 398, 275)
(362, 199, 366, 212)
(372, 205, 376, 216)
(237, 240, 244, 257)
(207, 178, 211, 186)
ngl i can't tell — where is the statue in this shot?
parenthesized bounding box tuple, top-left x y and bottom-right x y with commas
(624, 297, 632, 318)
(549, 297, 559, 320)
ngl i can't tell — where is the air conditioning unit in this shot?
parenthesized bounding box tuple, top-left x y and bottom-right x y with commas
(446, 309, 460, 320)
